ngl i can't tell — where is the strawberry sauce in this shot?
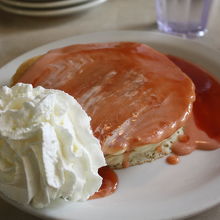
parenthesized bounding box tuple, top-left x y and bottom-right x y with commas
(90, 166, 118, 199)
(167, 55, 220, 162)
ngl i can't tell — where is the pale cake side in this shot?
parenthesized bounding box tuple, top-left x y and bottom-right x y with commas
(106, 128, 183, 169)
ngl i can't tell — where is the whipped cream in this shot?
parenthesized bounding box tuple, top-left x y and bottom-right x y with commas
(0, 83, 106, 208)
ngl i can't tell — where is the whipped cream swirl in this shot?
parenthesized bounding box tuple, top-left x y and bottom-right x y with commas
(0, 83, 105, 208)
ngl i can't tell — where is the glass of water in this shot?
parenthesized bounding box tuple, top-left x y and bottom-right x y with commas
(155, 0, 213, 38)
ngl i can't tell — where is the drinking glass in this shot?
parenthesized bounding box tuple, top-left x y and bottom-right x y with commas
(155, 0, 213, 38)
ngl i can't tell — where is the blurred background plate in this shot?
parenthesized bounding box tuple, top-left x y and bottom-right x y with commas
(0, 0, 107, 17)
(0, 0, 92, 9)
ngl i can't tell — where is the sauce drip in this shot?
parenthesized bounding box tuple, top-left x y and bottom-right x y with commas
(166, 154, 180, 165)
(122, 152, 130, 168)
(167, 55, 220, 159)
(90, 166, 118, 199)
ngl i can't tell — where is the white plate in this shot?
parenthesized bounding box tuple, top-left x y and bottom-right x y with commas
(0, 0, 92, 9)
(1, 31, 220, 220)
(0, 0, 106, 17)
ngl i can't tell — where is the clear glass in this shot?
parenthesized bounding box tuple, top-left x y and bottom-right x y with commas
(155, 0, 213, 38)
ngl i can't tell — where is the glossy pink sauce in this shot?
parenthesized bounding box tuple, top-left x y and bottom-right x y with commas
(90, 166, 118, 199)
(166, 154, 180, 165)
(17, 42, 195, 156)
(167, 55, 220, 162)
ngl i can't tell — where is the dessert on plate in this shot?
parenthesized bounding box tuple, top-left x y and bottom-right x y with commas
(11, 42, 195, 168)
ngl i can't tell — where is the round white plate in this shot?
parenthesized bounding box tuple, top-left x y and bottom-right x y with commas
(1, 31, 220, 220)
(0, 0, 106, 17)
(0, 0, 91, 9)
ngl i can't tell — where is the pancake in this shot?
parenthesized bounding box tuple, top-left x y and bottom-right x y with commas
(11, 42, 195, 168)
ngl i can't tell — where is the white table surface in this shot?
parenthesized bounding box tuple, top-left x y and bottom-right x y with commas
(0, 0, 220, 219)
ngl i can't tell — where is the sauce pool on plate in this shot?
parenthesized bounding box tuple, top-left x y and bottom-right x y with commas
(166, 55, 220, 163)
(90, 166, 118, 199)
